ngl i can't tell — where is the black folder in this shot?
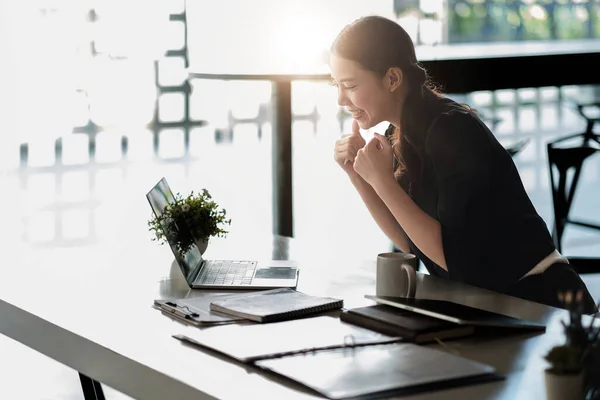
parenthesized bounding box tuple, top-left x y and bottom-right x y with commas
(174, 316, 500, 399)
(255, 342, 499, 399)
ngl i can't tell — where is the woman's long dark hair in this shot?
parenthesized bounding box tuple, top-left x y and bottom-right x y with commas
(330, 15, 443, 189)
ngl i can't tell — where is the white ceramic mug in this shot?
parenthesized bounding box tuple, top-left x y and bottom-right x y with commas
(376, 252, 418, 298)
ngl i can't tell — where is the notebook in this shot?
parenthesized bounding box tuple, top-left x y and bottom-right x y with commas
(255, 342, 499, 399)
(173, 315, 401, 362)
(340, 304, 475, 343)
(365, 296, 546, 331)
(209, 288, 343, 323)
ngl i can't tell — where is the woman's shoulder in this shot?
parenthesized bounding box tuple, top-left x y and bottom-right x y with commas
(429, 97, 480, 127)
(425, 97, 492, 155)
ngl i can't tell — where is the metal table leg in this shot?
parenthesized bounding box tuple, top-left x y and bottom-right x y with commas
(79, 373, 106, 400)
(271, 80, 294, 238)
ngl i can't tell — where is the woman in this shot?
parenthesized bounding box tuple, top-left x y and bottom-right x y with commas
(330, 15, 597, 314)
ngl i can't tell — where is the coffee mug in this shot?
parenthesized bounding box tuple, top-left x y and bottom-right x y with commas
(376, 252, 418, 298)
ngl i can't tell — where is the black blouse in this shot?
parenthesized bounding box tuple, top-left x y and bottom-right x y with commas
(389, 98, 556, 294)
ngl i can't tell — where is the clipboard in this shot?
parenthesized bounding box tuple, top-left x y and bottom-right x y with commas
(154, 294, 248, 325)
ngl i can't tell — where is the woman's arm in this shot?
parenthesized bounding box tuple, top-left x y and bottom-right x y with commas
(348, 172, 411, 253)
(370, 176, 448, 269)
(354, 110, 498, 287)
(366, 111, 494, 283)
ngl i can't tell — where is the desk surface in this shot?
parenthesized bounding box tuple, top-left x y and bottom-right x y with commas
(0, 203, 598, 400)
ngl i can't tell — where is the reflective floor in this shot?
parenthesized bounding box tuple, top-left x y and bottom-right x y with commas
(0, 82, 599, 399)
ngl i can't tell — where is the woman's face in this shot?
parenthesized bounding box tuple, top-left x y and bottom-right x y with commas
(329, 54, 395, 130)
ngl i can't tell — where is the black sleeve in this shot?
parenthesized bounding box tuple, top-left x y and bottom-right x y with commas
(425, 111, 498, 289)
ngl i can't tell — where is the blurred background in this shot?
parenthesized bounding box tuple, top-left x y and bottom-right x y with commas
(0, 0, 599, 398)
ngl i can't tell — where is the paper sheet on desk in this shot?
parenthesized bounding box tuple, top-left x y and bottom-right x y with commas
(173, 315, 402, 362)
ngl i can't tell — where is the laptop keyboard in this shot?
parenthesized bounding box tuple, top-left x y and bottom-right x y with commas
(198, 260, 257, 286)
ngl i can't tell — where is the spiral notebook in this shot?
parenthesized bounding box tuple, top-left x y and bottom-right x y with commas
(209, 288, 343, 323)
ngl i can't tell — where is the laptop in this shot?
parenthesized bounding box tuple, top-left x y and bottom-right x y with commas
(146, 177, 299, 289)
(365, 295, 546, 331)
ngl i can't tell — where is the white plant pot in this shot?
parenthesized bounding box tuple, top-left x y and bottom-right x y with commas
(545, 370, 584, 400)
(167, 259, 189, 288)
(195, 238, 209, 255)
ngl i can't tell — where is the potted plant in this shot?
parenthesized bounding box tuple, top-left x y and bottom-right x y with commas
(544, 290, 600, 400)
(544, 344, 584, 400)
(148, 189, 231, 257)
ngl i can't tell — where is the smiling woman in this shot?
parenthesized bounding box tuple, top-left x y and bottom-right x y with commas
(329, 54, 404, 131)
(330, 15, 597, 314)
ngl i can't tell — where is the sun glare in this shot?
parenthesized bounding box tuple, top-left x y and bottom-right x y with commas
(273, 11, 332, 74)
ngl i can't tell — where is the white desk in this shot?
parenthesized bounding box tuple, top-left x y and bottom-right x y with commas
(0, 208, 598, 400)
(0, 184, 598, 400)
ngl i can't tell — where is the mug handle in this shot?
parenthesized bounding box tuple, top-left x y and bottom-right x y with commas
(402, 264, 417, 298)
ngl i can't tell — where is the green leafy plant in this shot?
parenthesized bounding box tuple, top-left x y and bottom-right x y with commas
(148, 189, 231, 257)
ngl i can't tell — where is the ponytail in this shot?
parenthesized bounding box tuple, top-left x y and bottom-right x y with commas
(391, 63, 441, 189)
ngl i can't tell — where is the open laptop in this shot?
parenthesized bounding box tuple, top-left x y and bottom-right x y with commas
(146, 177, 299, 289)
(365, 295, 546, 331)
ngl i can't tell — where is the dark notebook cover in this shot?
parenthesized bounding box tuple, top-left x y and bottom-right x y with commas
(365, 296, 546, 331)
(340, 304, 475, 343)
(255, 342, 499, 399)
(209, 288, 343, 323)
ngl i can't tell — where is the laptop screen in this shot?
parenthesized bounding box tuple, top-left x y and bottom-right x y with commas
(146, 178, 204, 283)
